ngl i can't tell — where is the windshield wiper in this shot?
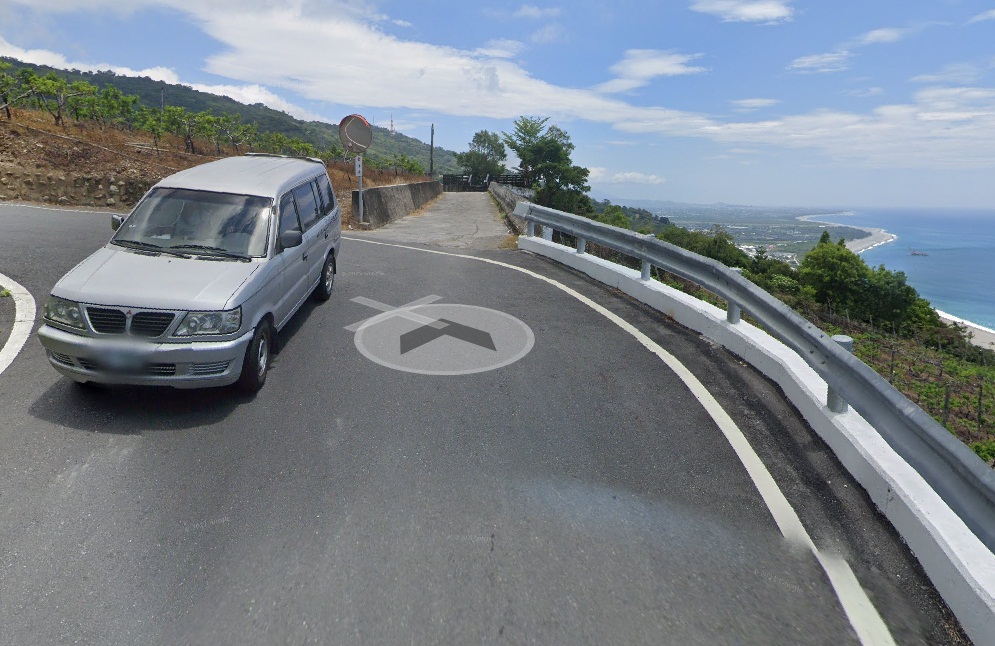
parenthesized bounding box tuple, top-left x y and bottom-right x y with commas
(168, 244, 251, 261)
(113, 239, 190, 258)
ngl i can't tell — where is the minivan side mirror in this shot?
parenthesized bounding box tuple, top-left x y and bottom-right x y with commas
(111, 214, 124, 231)
(280, 229, 303, 249)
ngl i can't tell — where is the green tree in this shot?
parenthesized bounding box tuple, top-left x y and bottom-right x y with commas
(215, 113, 257, 154)
(861, 265, 919, 332)
(134, 105, 165, 152)
(798, 235, 869, 312)
(67, 81, 98, 123)
(595, 204, 631, 229)
(657, 225, 750, 268)
(502, 116, 548, 185)
(0, 63, 33, 119)
(163, 106, 203, 154)
(502, 116, 590, 213)
(455, 130, 506, 180)
(30, 73, 94, 125)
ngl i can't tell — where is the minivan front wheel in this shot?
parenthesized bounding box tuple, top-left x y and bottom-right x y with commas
(315, 253, 335, 302)
(237, 322, 272, 393)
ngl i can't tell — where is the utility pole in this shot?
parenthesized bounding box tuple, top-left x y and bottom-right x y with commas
(429, 124, 434, 178)
(159, 84, 164, 131)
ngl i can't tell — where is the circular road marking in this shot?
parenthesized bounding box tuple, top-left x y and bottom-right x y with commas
(354, 303, 534, 375)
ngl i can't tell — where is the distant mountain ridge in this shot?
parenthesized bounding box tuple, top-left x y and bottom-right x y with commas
(1, 56, 460, 174)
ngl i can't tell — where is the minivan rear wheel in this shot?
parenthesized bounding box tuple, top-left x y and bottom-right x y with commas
(237, 321, 272, 393)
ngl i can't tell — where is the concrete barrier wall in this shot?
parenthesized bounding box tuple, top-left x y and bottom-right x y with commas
(352, 181, 442, 228)
(519, 235, 995, 644)
(488, 182, 527, 233)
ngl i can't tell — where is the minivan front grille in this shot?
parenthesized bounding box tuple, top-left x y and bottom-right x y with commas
(87, 307, 126, 334)
(85, 307, 176, 337)
(130, 312, 175, 337)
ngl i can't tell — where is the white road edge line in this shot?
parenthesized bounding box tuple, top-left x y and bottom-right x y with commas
(0, 202, 113, 215)
(343, 236, 895, 645)
(0, 271, 37, 378)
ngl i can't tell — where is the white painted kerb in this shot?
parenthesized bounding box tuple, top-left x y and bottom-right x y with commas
(0, 272, 36, 377)
(519, 236, 995, 643)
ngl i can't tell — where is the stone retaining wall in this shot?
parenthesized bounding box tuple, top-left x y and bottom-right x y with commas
(0, 164, 153, 208)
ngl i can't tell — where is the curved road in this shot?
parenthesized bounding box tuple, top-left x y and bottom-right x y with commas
(0, 198, 965, 644)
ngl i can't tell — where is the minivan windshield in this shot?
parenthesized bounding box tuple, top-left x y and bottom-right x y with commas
(113, 188, 272, 258)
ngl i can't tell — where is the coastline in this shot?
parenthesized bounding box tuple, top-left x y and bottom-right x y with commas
(937, 311, 995, 350)
(798, 215, 994, 350)
(797, 213, 898, 254)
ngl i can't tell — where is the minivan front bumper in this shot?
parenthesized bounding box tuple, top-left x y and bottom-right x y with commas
(37, 324, 253, 389)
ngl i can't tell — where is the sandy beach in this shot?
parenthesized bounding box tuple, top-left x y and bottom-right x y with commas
(938, 311, 995, 350)
(798, 214, 898, 254)
(798, 215, 994, 350)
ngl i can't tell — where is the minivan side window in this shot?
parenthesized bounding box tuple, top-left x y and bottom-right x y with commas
(278, 193, 301, 243)
(315, 175, 335, 215)
(293, 182, 319, 230)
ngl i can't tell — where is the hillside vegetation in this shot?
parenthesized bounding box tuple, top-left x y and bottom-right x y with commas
(0, 106, 427, 224)
(1, 57, 459, 174)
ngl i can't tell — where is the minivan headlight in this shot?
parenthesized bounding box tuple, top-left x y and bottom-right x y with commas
(44, 296, 85, 329)
(174, 308, 241, 336)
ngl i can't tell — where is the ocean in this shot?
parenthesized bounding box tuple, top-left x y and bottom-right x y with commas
(818, 209, 995, 331)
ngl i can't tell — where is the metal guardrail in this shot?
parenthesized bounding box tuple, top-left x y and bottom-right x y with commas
(514, 201, 995, 552)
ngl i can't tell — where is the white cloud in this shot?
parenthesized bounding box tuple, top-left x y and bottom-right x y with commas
(6, 2, 995, 171)
(589, 168, 666, 184)
(910, 63, 982, 85)
(514, 4, 560, 19)
(683, 86, 995, 168)
(730, 98, 779, 111)
(842, 87, 885, 97)
(597, 50, 707, 93)
(0, 35, 179, 82)
(789, 26, 913, 75)
(968, 9, 995, 24)
(530, 24, 565, 44)
(854, 27, 909, 45)
(475, 39, 526, 59)
(690, 0, 793, 23)
(788, 51, 852, 73)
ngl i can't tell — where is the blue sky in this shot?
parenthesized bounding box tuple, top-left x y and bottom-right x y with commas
(1, 1, 995, 208)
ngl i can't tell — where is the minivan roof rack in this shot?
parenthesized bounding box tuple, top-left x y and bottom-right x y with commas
(244, 152, 324, 165)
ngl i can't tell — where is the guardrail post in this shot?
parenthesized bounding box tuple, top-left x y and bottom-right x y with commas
(641, 260, 652, 281)
(542, 225, 553, 241)
(577, 237, 587, 254)
(726, 268, 743, 324)
(526, 221, 535, 237)
(827, 335, 855, 413)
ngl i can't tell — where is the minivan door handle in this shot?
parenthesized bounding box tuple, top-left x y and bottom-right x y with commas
(302, 252, 308, 262)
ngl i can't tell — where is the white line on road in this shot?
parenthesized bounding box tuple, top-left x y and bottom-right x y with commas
(345, 295, 446, 331)
(0, 202, 117, 215)
(0, 272, 37, 378)
(343, 236, 895, 646)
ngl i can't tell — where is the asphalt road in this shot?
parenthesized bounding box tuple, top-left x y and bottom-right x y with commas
(0, 202, 965, 645)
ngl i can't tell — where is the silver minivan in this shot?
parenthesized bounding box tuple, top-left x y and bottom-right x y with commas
(37, 154, 341, 392)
